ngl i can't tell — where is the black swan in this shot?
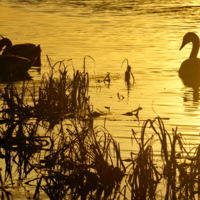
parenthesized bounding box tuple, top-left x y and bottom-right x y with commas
(0, 36, 41, 66)
(179, 32, 200, 88)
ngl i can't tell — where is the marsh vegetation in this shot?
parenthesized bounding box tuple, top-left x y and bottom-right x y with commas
(0, 58, 199, 200)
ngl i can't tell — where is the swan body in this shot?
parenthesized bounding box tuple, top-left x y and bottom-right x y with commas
(0, 55, 33, 81)
(0, 37, 41, 66)
(179, 32, 200, 88)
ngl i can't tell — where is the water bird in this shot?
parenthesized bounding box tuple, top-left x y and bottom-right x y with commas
(179, 32, 200, 88)
(0, 55, 34, 81)
(0, 36, 41, 66)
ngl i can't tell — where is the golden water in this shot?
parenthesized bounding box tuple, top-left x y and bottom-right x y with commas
(1, 0, 200, 151)
(1, 0, 200, 198)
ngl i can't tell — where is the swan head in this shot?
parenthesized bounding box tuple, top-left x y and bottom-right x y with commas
(180, 32, 199, 50)
(0, 37, 11, 52)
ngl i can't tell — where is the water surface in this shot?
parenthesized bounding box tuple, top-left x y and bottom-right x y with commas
(1, 0, 200, 169)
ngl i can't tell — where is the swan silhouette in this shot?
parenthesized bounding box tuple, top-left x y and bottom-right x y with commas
(179, 32, 200, 88)
(0, 36, 41, 66)
(0, 55, 34, 81)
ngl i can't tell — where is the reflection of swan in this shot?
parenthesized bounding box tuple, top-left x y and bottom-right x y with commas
(0, 55, 34, 81)
(0, 37, 41, 66)
(179, 32, 200, 88)
(183, 89, 199, 102)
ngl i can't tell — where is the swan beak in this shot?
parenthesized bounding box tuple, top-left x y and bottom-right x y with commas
(179, 42, 186, 50)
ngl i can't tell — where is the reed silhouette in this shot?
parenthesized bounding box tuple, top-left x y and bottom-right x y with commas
(0, 57, 199, 200)
(121, 58, 135, 86)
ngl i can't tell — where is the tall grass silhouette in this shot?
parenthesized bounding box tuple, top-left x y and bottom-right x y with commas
(0, 58, 199, 200)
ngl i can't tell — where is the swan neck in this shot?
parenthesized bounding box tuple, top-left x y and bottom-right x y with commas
(1, 39, 12, 53)
(190, 39, 199, 59)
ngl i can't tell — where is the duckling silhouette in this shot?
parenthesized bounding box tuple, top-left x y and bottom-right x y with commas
(0, 55, 34, 81)
(179, 32, 200, 88)
(0, 36, 41, 66)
